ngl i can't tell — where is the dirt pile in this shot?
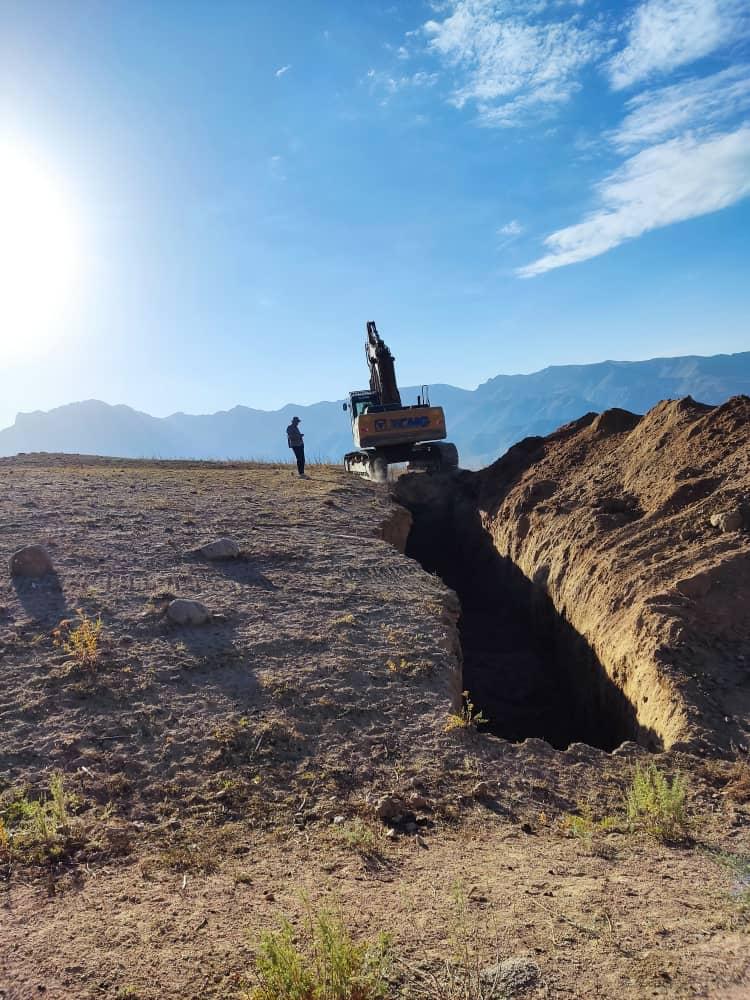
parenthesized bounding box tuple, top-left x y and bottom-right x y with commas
(397, 395, 750, 753)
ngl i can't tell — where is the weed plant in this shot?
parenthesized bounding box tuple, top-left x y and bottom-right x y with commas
(626, 763, 690, 842)
(444, 692, 488, 733)
(53, 609, 103, 668)
(248, 902, 392, 1000)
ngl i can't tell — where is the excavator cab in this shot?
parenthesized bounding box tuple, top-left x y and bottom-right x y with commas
(345, 391, 379, 420)
(343, 322, 459, 481)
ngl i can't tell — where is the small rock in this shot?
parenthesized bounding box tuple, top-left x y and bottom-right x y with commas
(612, 740, 648, 757)
(709, 510, 743, 532)
(405, 792, 431, 810)
(196, 537, 241, 560)
(375, 794, 406, 823)
(10, 545, 53, 578)
(167, 599, 210, 626)
(481, 956, 541, 996)
(332, 815, 345, 825)
(385, 827, 397, 839)
(471, 781, 495, 800)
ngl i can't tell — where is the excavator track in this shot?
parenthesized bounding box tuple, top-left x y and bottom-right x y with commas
(345, 442, 459, 481)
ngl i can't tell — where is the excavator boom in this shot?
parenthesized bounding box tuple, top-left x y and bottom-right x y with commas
(366, 321, 402, 407)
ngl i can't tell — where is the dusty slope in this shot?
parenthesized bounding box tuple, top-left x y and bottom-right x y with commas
(0, 455, 458, 819)
(1, 453, 749, 1000)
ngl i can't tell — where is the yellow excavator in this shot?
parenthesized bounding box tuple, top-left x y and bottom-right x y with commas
(343, 321, 459, 481)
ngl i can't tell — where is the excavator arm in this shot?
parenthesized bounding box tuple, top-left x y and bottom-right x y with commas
(366, 321, 402, 407)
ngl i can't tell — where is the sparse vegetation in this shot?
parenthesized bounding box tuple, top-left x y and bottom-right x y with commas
(332, 614, 355, 626)
(0, 816, 10, 863)
(52, 608, 103, 668)
(1, 773, 83, 863)
(334, 819, 378, 854)
(247, 904, 392, 1000)
(403, 881, 505, 1000)
(559, 802, 620, 857)
(561, 802, 619, 842)
(626, 763, 690, 842)
(386, 656, 432, 678)
(444, 691, 488, 733)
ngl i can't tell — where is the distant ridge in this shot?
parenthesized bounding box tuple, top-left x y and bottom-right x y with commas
(2, 351, 749, 468)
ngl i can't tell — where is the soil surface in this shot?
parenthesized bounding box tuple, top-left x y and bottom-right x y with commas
(1, 451, 749, 999)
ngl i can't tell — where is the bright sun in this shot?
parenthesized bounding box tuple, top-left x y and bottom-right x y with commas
(0, 140, 80, 362)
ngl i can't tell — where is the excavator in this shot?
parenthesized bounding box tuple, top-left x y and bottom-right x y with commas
(343, 321, 459, 481)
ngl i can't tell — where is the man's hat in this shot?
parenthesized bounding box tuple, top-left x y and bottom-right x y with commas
(292, 416, 300, 423)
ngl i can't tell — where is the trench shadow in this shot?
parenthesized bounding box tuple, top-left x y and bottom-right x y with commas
(12, 572, 70, 624)
(404, 494, 662, 753)
(187, 554, 278, 590)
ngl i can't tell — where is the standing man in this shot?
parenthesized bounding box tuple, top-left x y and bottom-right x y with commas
(286, 415, 306, 477)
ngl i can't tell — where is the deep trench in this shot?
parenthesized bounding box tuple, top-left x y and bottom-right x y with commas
(401, 483, 659, 752)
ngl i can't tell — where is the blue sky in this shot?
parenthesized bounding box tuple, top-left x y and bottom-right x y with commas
(0, 0, 749, 429)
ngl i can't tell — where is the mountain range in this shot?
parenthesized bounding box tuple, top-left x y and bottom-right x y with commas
(2, 351, 749, 468)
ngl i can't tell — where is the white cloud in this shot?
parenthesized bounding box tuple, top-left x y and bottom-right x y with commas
(608, 0, 747, 91)
(275, 65, 291, 77)
(365, 67, 438, 99)
(498, 219, 524, 236)
(612, 64, 750, 150)
(519, 125, 750, 276)
(423, 0, 604, 126)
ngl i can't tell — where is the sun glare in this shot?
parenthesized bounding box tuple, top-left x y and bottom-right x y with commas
(0, 140, 80, 363)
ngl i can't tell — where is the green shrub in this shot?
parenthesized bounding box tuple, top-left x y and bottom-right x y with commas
(626, 763, 689, 842)
(249, 906, 392, 1000)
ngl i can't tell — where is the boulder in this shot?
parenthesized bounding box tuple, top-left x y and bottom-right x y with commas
(709, 510, 743, 533)
(167, 599, 210, 626)
(196, 537, 241, 560)
(10, 545, 53, 578)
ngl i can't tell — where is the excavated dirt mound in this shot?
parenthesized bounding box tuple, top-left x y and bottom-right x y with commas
(397, 395, 750, 754)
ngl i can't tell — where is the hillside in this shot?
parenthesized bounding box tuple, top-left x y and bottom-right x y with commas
(2, 351, 749, 468)
(1, 429, 749, 998)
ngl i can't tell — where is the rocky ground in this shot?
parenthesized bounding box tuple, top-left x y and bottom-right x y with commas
(1, 447, 749, 999)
